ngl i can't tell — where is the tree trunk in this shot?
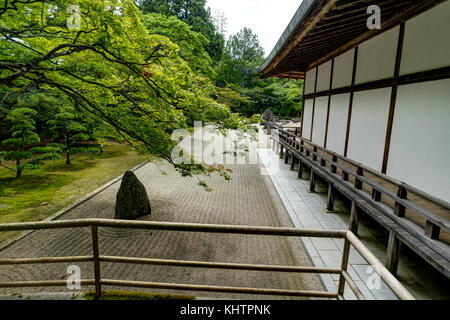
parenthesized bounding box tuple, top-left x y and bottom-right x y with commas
(66, 149, 71, 165)
(15, 158, 22, 178)
(65, 135, 71, 165)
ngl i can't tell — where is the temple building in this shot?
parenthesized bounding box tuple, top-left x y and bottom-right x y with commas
(260, 0, 450, 203)
(260, 0, 449, 280)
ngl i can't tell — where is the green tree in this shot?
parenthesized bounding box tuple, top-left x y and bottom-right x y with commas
(139, 12, 214, 78)
(137, 0, 225, 63)
(0, 108, 61, 178)
(216, 28, 265, 89)
(242, 79, 304, 118)
(0, 0, 250, 179)
(47, 110, 98, 165)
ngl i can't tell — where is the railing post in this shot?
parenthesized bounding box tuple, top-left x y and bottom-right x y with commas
(298, 160, 304, 179)
(355, 167, 363, 190)
(425, 221, 440, 240)
(327, 182, 335, 212)
(338, 236, 351, 299)
(342, 171, 349, 181)
(386, 232, 401, 276)
(349, 201, 359, 235)
(387, 180, 406, 275)
(280, 145, 284, 159)
(331, 155, 337, 174)
(300, 140, 304, 153)
(372, 189, 382, 201)
(290, 154, 297, 171)
(313, 146, 318, 161)
(91, 225, 102, 298)
(309, 169, 315, 192)
(285, 149, 290, 164)
(394, 186, 407, 217)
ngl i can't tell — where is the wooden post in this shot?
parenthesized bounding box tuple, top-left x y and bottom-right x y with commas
(91, 226, 102, 298)
(372, 189, 381, 201)
(342, 171, 349, 181)
(313, 146, 318, 161)
(425, 221, 440, 240)
(280, 145, 284, 159)
(298, 159, 304, 179)
(300, 140, 304, 153)
(394, 186, 407, 217)
(386, 232, 401, 276)
(355, 167, 363, 190)
(309, 168, 315, 192)
(285, 150, 290, 164)
(338, 237, 351, 298)
(331, 155, 337, 174)
(327, 183, 335, 212)
(349, 201, 359, 235)
(290, 154, 297, 171)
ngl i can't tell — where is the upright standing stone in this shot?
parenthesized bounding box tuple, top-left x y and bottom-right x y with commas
(261, 109, 275, 122)
(115, 171, 151, 220)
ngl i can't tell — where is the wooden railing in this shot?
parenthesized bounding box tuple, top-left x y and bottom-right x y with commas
(0, 218, 414, 300)
(268, 122, 450, 277)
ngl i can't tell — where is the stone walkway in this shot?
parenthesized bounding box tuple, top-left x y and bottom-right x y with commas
(258, 142, 450, 300)
(0, 130, 323, 299)
(257, 147, 397, 300)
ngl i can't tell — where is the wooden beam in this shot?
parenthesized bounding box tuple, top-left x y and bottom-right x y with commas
(324, 58, 334, 148)
(300, 76, 307, 138)
(303, 66, 450, 100)
(262, 0, 340, 77)
(382, 22, 405, 174)
(306, 0, 447, 71)
(344, 46, 358, 157)
(310, 67, 318, 141)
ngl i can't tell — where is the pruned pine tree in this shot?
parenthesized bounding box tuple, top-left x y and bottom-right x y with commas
(0, 108, 61, 178)
(47, 111, 98, 165)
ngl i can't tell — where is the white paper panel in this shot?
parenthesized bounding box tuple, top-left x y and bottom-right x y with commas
(401, 1, 450, 75)
(316, 60, 332, 93)
(347, 88, 391, 171)
(304, 69, 317, 94)
(311, 96, 329, 147)
(332, 49, 354, 89)
(387, 79, 450, 202)
(326, 93, 350, 154)
(302, 99, 314, 140)
(355, 27, 398, 84)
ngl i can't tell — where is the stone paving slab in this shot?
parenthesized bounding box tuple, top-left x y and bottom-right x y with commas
(257, 147, 400, 300)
